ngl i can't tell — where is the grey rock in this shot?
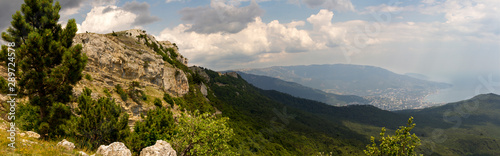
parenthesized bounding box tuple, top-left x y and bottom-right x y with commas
(96, 142, 132, 156)
(139, 140, 176, 156)
(57, 139, 75, 151)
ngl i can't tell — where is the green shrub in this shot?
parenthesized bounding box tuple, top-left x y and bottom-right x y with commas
(154, 98, 162, 108)
(111, 31, 117, 36)
(115, 84, 128, 102)
(71, 87, 130, 150)
(163, 93, 174, 106)
(364, 117, 422, 156)
(84, 74, 92, 81)
(127, 108, 175, 155)
(103, 88, 112, 97)
(172, 111, 235, 156)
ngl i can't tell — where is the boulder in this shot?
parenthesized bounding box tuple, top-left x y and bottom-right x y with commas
(57, 139, 75, 151)
(96, 142, 132, 156)
(139, 140, 176, 156)
(26, 131, 40, 139)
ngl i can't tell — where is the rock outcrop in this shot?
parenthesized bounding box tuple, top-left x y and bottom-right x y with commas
(96, 142, 132, 156)
(57, 139, 75, 151)
(139, 140, 176, 156)
(72, 30, 190, 118)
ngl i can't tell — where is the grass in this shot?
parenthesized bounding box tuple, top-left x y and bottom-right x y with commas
(0, 127, 92, 155)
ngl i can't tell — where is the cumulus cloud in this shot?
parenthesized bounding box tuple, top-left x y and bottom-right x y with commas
(179, 0, 264, 34)
(80, 6, 138, 33)
(80, 1, 159, 33)
(157, 17, 322, 69)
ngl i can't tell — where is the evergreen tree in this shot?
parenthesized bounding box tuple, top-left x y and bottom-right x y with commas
(1, 0, 87, 138)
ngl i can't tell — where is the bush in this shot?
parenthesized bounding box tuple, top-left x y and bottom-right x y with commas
(127, 108, 175, 155)
(71, 87, 130, 150)
(111, 31, 117, 36)
(115, 84, 128, 102)
(84, 74, 92, 81)
(163, 93, 174, 106)
(172, 111, 235, 156)
(364, 117, 422, 156)
(103, 88, 112, 97)
(154, 98, 162, 108)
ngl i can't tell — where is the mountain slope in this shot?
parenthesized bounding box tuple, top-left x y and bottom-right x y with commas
(237, 72, 370, 106)
(397, 93, 500, 155)
(238, 64, 451, 110)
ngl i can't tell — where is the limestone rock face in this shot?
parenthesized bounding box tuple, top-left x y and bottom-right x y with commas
(72, 30, 190, 117)
(96, 142, 132, 156)
(139, 140, 176, 156)
(57, 139, 75, 151)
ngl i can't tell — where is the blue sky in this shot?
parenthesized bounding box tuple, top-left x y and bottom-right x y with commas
(1, 0, 500, 100)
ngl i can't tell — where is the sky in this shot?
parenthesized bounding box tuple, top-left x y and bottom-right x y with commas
(1, 0, 500, 102)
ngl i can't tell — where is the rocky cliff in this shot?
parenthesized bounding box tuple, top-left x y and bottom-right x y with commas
(71, 29, 190, 119)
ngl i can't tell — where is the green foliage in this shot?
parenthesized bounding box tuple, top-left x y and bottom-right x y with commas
(127, 82, 147, 104)
(172, 111, 235, 156)
(115, 84, 128, 102)
(0, 77, 9, 93)
(180, 84, 214, 113)
(166, 47, 177, 58)
(103, 88, 112, 97)
(84, 73, 93, 81)
(127, 108, 175, 155)
(191, 71, 206, 84)
(163, 93, 174, 105)
(70, 88, 130, 150)
(1, 0, 87, 138)
(17, 102, 41, 131)
(364, 117, 422, 156)
(154, 98, 162, 108)
(111, 31, 117, 36)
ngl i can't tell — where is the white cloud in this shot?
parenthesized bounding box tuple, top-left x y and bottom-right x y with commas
(80, 6, 138, 33)
(157, 17, 321, 69)
(79, 1, 159, 34)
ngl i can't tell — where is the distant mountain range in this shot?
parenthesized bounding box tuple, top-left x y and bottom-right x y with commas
(237, 64, 452, 110)
(237, 72, 370, 106)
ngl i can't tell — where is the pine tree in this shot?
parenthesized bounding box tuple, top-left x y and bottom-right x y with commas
(1, 0, 87, 138)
